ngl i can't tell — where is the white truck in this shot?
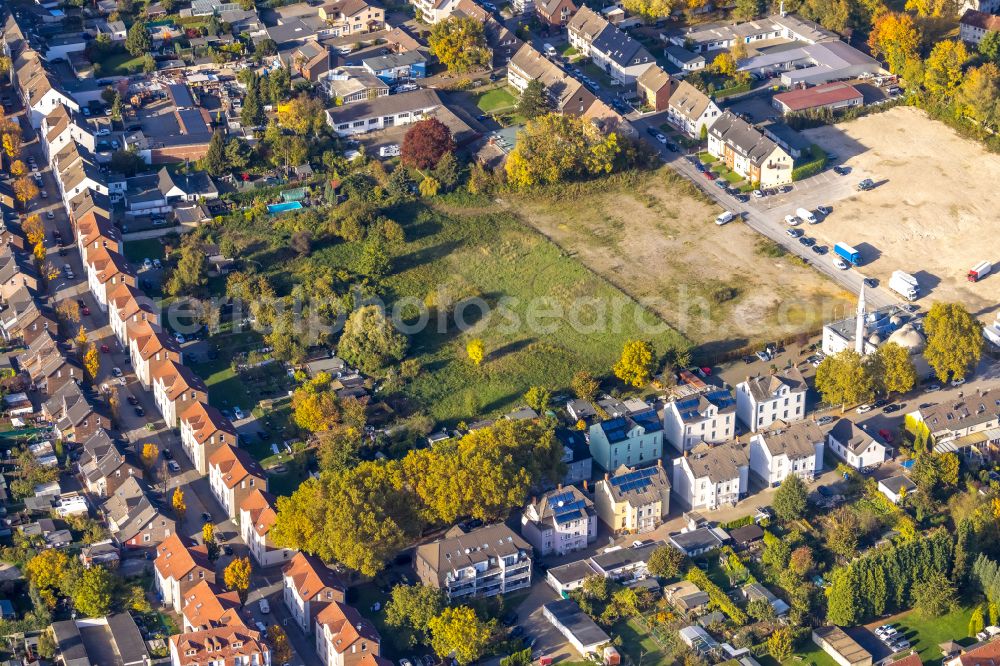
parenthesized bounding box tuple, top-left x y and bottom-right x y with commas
(968, 260, 992, 282)
(889, 270, 919, 301)
(796, 207, 818, 224)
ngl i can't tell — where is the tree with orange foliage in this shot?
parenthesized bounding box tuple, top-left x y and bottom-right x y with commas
(13, 176, 38, 206)
(868, 12, 920, 74)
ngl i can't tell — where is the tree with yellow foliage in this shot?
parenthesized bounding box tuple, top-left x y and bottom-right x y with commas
(868, 12, 920, 74)
(291, 372, 340, 433)
(276, 93, 325, 138)
(56, 298, 80, 324)
(904, 0, 958, 17)
(427, 17, 491, 73)
(466, 338, 484, 366)
(33, 242, 46, 263)
(712, 52, 738, 76)
(2, 131, 21, 158)
(622, 0, 674, 21)
(75, 325, 88, 349)
(202, 521, 216, 546)
(924, 40, 969, 99)
(141, 443, 159, 469)
(613, 340, 655, 388)
(505, 113, 619, 188)
(957, 62, 1000, 129)
(172, 488, 186, 519)
(224, 557, 252, 604)
(9, 160, 25, 177)
(83, 343, 100, 381)
(23, 215, 44, 246)
(13, 176, 38, 206)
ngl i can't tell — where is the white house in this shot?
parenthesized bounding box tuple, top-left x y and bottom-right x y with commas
(665, 81, 720, 138)
(41, 105, 96, 160)
(84, 246, 134, 313)
(748, 421, 825, 487)
(325, 89, 441, 136)
(282, 552, 346, 634)
(663, 389, 737, 453)
(735, 368, 808, 432)
(16, 54, 80, 128)
(240, 489, 297, 568)
(589, 24, 655, 84)
(877, 475, 916, 504)
(150, 359, 207, 428)
(671, 441, 749, 510)
(179, 401, 237, 476)
(520, 486, 597, 557)
(207, 444, 266, 520)
(825, 418, 888, 470)
(567, 7, 607, 56)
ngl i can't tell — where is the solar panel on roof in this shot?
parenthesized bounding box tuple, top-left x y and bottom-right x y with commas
(548, 491, 575, 507)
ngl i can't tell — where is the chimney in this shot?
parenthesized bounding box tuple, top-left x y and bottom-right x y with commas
(557, 483, 562, 491)
(657, 458, 662, 468)
(604, 472, 609, 482)
(583, 480, 588, 491)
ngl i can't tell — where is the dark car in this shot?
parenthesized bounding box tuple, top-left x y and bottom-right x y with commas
(873, 399, 890, 408)
(798, 236, 815, 247)
(833, 165, 849, 175)
(77, 299, 85, 307)
(735, 194, 750, 203)
(201, 512, 212, 522)
(665, 142, 678, 152)
(161, 449, 173, 459)
(857, 178, 875, 191)
(646, 126, 658, 137)
(223, 544, 234, 556)
(58, 246, 67, 256)
(127, 395, 139, 405)
(864, 277, 879, 288)
(133, 406, 144, 417)
(883, 404, 902, 414)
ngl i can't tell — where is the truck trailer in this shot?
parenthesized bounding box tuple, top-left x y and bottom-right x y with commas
(834, 242, 862, 266)
(889, 270, 919, 300)
(968, 261, 992, 282)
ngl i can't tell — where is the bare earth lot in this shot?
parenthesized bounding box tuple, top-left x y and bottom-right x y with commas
(511, 171, 855, 357)
(802, 106, 1000, 317)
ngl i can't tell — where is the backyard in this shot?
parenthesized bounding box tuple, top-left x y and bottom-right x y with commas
(95, 50, 146, 76)
(475, 86, 517, 114)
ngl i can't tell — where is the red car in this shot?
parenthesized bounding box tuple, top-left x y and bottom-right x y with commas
(100, 344, 110, 353)
(702, 171, 716, 180)
(82, 307, 90, 316)
(878, 429, 894, 443)
(700, 366, 712, 376)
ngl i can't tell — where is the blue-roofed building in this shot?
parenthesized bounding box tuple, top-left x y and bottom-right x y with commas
(588, 409, 664, 471)
(594, 462, 670, 534)
(555, 428, 593, 486)
(590, 23, 655, 84)
(361, 51, 426, 82)
(521, 485, 597, 556)
(663, 388, 737, 453)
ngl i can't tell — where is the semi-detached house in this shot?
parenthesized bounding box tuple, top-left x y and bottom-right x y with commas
(208, 444, 267, 520)
(906, 386, 1000, 458)
(665, 80, 721, 138)
(41, 104, 96, 160)
(671, 441, 749, 510)
(240, 489, 296, 568)
(520, 485, 597, 557)
(567, 7, 608, 57)
(748, 421, 825, 486)
(825, 418, 888, 470)
(507, 44, 598, 117)
(151, 358, 208, 428)
(154, 534, 216, 614)
(708, 111, 792, 187)
(588, 409, 664, 471)
(180, 580, 243, 633)
(593, 462, 671, 534)
(315, 600, 391, 666)
(105, 476, 176, 551)
(180, 401, 237, 476)
(107, 282, 158, 348)
(283, 552, 347, 634)
(84, 245, 136, 312)
(735, 367, 807, 432)
(169, 625, 270, 666)
(589, 23, 654, 84)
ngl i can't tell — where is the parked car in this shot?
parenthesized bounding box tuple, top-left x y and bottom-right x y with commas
(111, 367, 123, 377)
(259, 599, 270, 614)
(856, 404, 872, 413)
(833, 165, 849, 175)
(798, 236, 815, 246)
(857, 178, 875, 191)
(784, 215, 801, 226)
(752, 189, 764, 199)
(786, 228, 803, 238)
(233, 406, 245, 420)
(167, 460, 180, 472)
(951, 377, 966, 387)
(134, 406, 144, 417)
(812, 244, 828, 255)
(45, 211, 54, 220)
(816, 415, 835, 426)
(817, 205, 832, 215)
(882, 404, 901, 414)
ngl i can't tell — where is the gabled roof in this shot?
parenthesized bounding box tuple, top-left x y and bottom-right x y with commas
(709, 111, 786, 166)
(827, 418, 884, 454)
(637, 65, 673, 93)
(917, 387, 1000, 436)
(960, 8, 1000, 31)
(76, 210, 118, 250)
(590, 23, 652, 68)
(683, 441, 749, 484)
(169, 626, 268, 666)
(509, 44, 596, 115)
(416, 524, 531, 587)
(753, 421, 824, 459)
(154, 534, 211, 580)
(240, 489, 279, 537)
(108, 281, 156, 324)
(182, 580, 245, 631)
(668, 80, 714, 122)
(316, 600, 382, 653)
(283, 552, 346, 601)
(567, 5, 606, 42)
(209, 444, 266, 489)
(151, 358, 207, 399)
(741, 367, 806, 403)
(85, 245, 135, 284)
(182, 401, 236, 444)
(536, 0, 576, 19)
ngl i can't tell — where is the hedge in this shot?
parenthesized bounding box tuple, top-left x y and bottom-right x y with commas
(713, 82, 752, 100)
(791, 145, 827, 181)
(720, 515, 755, 530)
(686, 566, 748, 624)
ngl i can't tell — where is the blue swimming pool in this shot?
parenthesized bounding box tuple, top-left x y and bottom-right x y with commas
(267, 201, 303, 214)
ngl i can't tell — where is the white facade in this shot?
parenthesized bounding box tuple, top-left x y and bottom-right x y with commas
(663, 393, 736, 453)
(748, 428, 824, 487)
(240, 505, 296, 568)
(26, 88, 79, 128)
(735, 372, 807, 432)
(826, 421, 887, 470)
(671, 444, 749, 510)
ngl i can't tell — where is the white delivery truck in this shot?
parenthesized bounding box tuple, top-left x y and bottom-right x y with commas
(968, 260, 992, 282)
(889, 270, 919, 300)
(796, 207, 818, 224)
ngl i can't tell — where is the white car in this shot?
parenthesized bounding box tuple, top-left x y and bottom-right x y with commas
(259, 598, 270, 614)
(143, 258, 152, 270)
(111, 367, 123, 377)
(715, 211, 736, 226)
(167, 460, 181, 472)
(784, 215, 801, 226)
(46, 211, 54, 219)
(833, 258, 849, 270)
(233, 406, 245, 420)
(96, 127, 110, 136)
(856, 404, 872, 414)
(379, 144, 401, 157)
(951, 377, 966, 387)
(752, 189, 764, 199)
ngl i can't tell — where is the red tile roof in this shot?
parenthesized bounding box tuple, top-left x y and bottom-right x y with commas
(283, 552, 346, 602)
(961, 8, 1000, 31)
(181, 402, 236, 445)
(154, 534, 211, 581)
(954, 641, 1000, 666)
(209, 445, 266, 490)
(240, 489, 279, 537)
(182, 580, 245, 631)
(773, 82, 863, 112)
(316, 600, 382, 655)
(169, 626, 269, 666)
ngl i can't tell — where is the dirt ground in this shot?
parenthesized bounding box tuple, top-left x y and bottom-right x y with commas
(511, 171, 855, 358)
(802, 106, 1000, 319)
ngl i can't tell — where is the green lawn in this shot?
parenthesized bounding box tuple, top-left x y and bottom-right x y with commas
(188, 356, 254, 411)
(267, 463, 310, 497)
(379, 203, 686, 423)
(580, 62, 619, 89)
(98, 51, 146, 76)
(893, 606, 975, 666)
(124, 239, 166, 263)
(476, 86, 517, 113)
(614, 617, 670, 665)
(698, 151, 716, 164)
(723, 171, 744, 184)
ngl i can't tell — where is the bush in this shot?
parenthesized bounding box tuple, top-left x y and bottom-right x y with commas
(792, 145, 828, 181)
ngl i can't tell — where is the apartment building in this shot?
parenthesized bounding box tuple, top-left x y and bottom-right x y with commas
(415, 524, 532, 601)
(593, 462, 671, 534)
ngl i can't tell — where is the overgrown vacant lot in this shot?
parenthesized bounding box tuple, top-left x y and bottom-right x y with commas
(381, 201, 688, 422)
(803, 106, 1000, 316)
(507, 170, 855, 359)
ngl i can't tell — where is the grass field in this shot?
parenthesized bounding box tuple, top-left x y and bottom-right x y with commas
(892, 605, 974, 666)
(377, 201, 687, 422)
(124, 239, 166, 263)
(476, 86, 517, 113)
(614, 617, 671, 665)
(98, 51, 146, 76)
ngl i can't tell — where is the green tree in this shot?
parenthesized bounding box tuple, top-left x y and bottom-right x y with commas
(427, 17, 491, 73)
(110, 93, 123, 121)
(924, 302, 983, 382)
(356, 236, 390, 280)
(970, 604, 986, 637)
(767, 627, 794, 662)
(613, 340, 655, 388)
(241, 75, 265, 127)
(428, 606, 492, 665)
(268, 625, 293, 664)
(748, 597, 776, 622)
(505, 113, 619, 188)
(570, 370, 599, 402)
(913, 570, 958, 619)
(524, 386, 551, 413)
(825, 506, 860, 560)
(166, 235, 208, 296)
(125, 21, 151, 57)
(733, 0, 763, 21)
(647, 545, 686, 579)
(73, 566, 115, 617)
(826, 567, 861, 625)
(981, 31, 1000, 64)
(773, 474, 809, 522)
(924, 40, 969, 99)
(516, 79, 551, 120)
(872, 341, 917, 396)
(202, 131, 228, 176)
(141, 54, 156, 74)
(337, 305, 408, 373)
(814, 349, 876, 409)
(385, 584, 446, 647)
(37, 630, 56, 660)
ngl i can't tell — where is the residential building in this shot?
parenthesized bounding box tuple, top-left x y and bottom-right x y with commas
(325, 89, 442, 136)
(825, 418, 888, 469)
(14, 52, 80, 127)
(593, 462, 671, 534)
(77, 429, 143, 498)
(507, 44, 599, 116)
(555, 428, 593, 485)
(961, 0, 1000, 14)
(318, 0, 386, 36)
(107, 282, 158, 348)
(906, 387, 1000, 458)
(415, 523, 532, 601)
(41, 104, 96, 159)
(180, 580, 243, 632)
(151, 359, 208, 427)
(878, 475, 917, 504)
(567, 7, 607, 56)
(240, 489, 296, 567)
(128, 319, 182, 389)
(665, 80, 721, 138)
(588, 409, 664, 471)
(362, 51, 426, 82)
(772, 81, 864, 115)
(668, 526, 726, 557)
(543, 599, 611, 658)
(748, 421, 825, 486)
(292, 40, 332, 81)
(664, 44, 705, 75)
(315, 600, 390, 666)
(323, 67, 390, 104)
(520, 486, 597, 556)
(208, 444, 267, 519)
(75, 210, 120, 259)
(536, 0, 577, 27)
(636, 65, 675, 112)
(944, 637, 1000, 666)
(590, 23, 654, 84)
(169, 626, 270, 666)
(154, 534, 216, 613)
(43, 379, 109, 442)
(180, 401, 237, 475)
(84, 245, 136, 312)
(707, 111, 793, 187)
(663, 388, 737, 452)
(735, 367, 807, 432)
(671, 441, 750, 510)
(103, 477, 175, 550)
(283, 552, 347, 633)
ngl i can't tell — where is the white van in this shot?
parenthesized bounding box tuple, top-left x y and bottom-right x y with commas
(796, 207, 818, 224)
(715, 211, 736, 226)
(543, 43, 557, 57)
